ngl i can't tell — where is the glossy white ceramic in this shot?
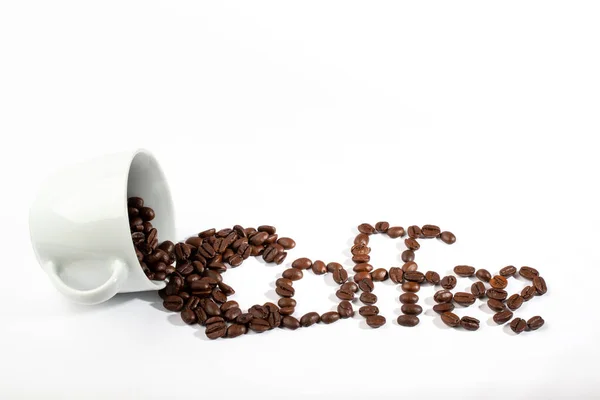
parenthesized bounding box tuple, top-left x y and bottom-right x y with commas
(29, 149, 175, 305)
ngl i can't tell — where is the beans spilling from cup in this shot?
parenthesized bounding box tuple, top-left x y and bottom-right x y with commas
(128, 198, 546, 338)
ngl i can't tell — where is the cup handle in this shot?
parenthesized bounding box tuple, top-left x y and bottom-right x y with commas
(44, 259, 129, 305)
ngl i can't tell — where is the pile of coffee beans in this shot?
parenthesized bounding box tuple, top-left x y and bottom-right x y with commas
(127, 199, 546, 338)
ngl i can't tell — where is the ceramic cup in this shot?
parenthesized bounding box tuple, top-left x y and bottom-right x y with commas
(29, 149, 175, 305)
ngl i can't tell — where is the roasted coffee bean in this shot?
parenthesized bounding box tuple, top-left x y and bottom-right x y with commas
(352, 254, 370, 263)
(221, 300, 239, 313)
(250, 245, 263, 256)
(185, 236, 204, 248)
(180, 309, 197, 325)
(130, 217, 143, 229)
(202, 272, 222, 285)
(235, 313, 253, 325)
(163, 295, 184, 311)
(279, 307, 295, 316)
(371, 268, 388, 282)
(454, 292, 476, 306)
(354, 271, 372, 283)
(237, 243, 251, 259)
(267, 309, 281, 328)
(489, 275, 508, 289)
(521, 286, 536, 301)
(282, 268, 303, 281)
(500, 265, 517, 276)
(506, 294, 524, 310)
(401, 304, 423, 315)
(493, 310, 514, 324)
(402, 262, 418, 272)
(165, 275, 183, 296)
(128, 206, 139, 218)
(198, 242, 216, 259)
(353, 263, 373, 272)
(292, 257, 312, 270)
(218, 282, 235, 296)
(327, 262, 343, 273)
(358, 223, 376, 234)
(244, 227, 257, 236)
(397, 315, 419, 327)
(401, 250, 415, 263)
(440, 276, 457, 290)
(341, 281, 359, 293)
(441, 312, 461, 327)
(425, 271, 441, 285)
(190, 280, 212, 292)
(139, 207, 155, 221)
(132, 232, 145, 245)
(351, 244, 371, 256)
(179, 291, 190, 301)
(400, 293, 419, 304)
(460, 316, 480, 331)
(527, 316, 545, 331)
(311, 260, 327, 275)
(405, 238, 420, 251)
(249, 318, 271, 332)
(257, 225, 276, 235)
(158, 240, 175, 254)
(276, 283, 295, 298)
(402, 281, 420, 293)
(274, 252, 287, 265)
(519, 266, 539, 280)
(224, 307, 242, 322)
(175, 243, 192, 261)
(226, 324, 247, 338)
(359, 305, 379, 317)
(336, 288, 355, 301)
(300, 312, 320, 327)
(276, 278, 293, 288)
(358, 278, 374, 293)
(249, 231, 269, 246)
(262, 245, 279, 263)
(204, 300, 221, 316)
(282, 316, 301, 330)
(185, 296, 200, 310)
(439, 231, 456, 244)
(486, 288, 508, 301)
(360, 292, 377, 305)
(194, 307, 209, 325)
(232, 225, 246, 238)
(433, 303, 455, 314)
(205, 317, 227, 339)
(454, 265, 475, 277)
(407, 225, 422, 239)
(193, 259, 207, 274)
(389, 267, 404, 284)
(321, 312, 340, 324)
(487, 299, 506, 312)
(275, 299, 294, 310)
(128, 197, 144, 208)
(332, 268, 349, 284)
(476, 269, 492, 282)
(338, 301, 354, 318)
(375, 221, 390, 233)
(387, 226, 405, 238)
(216, 228, 233, 238)
(533, 276, 547, 295)
(198, 228, 216, 238)
(366, 315, 386, 328)
(471, 282, 486, 298)
(404, 271, 425, 283)
(354, 233, 370, 245)
(510, 318, 527, 334)
(421, 224, 441, 238)
(154, 272, 166, 280)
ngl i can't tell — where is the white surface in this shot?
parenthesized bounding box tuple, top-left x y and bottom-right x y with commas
(1, 1, 599, 399)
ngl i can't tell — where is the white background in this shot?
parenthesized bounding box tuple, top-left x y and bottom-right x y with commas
(1, 1, 599, 399)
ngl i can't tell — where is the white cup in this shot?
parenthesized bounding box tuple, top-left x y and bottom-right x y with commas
(29, 149, 175, 305)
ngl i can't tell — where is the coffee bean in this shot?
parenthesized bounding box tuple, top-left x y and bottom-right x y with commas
(527, 316, 544, 331)
(476, 269, 492, 282)
(500, 265, 517, 276)
(407, 225, 422, 239)
(226, 324, 247, 338)
(454, 265, 475, 277)
(338, 301, 354, 318)
(139, 207, 155, 221)
(180, 309, 197, 324)
(460, 316, 480, 331)
(158, 240, 175, 254)
(401, 250, 415, 262)
(235, 313, 253, 325)
(439, 231, 456, 244)
(353, 263, 373, 272)
(277, 237, 296, 250)
(267, 309, 281, 328)
(204, 300, 221, 316)
(493, 310, 513, 324)
(402, 262, 418, 272)
(400, 293, 419, 304)
(130, 216, 143, 229)
(533, 276, 547, 295)
(358, 223, 376, 235)
(132, 232, 145, 245)
(257, 225, 276, 235)
(506, 294, 524, 310)
(441, 312, 461, 327)
(405, 238, 420, 251)
(489, 275, 508, 289)
(397, 315, 419, 327)
(360, 292, 377, 304)
(401, 304, 423, 315)
(387, 226, 405, 238)
(425, 271, 441, 285)
(279, 306, 294, 316)
(487, 299, 506, 312)
(336, 288, 355, 301)
(292, 257, 312, 270)
(359, 305, 379, 317)
(332, 268, 349, 284)
(371, 268, 388, 282)
(454, 292, 476, 306)
(404, 271, 425, 283)
(205, 317, 227, 339)
(282, 316, 301, 330)
(421, 224, 440, 238)
(198, 242, 216, 259)
(354, 233, 370, 245)
(195, 307, 209, 325)
(402, 281, 420, 293)
(300, 312, 320, 327)
(232, 225, 246, 238)
(471, 282, 486, 298)
(218, 282, 235, 296)
(341, 281, 359, 293)
(262, 245, 279, 263)
(327, 262, 343, 273)
(433, 303, 455, 314)
(212, 288, 228, 304)
(519, 266, 539, 280)
(175, 243, 192, 261)
(321, 312, 340, 324)
(389, 267, 404, 284)
(198, 228, 216, 238)
(128, 197, 144, 209)
(185, 236, 203, 248)
(352, 254, 370, 263)
(440, 276, 457, 290)
(128, 207, 139, 218)
(311, 260, 327, 275)
(276, 283, 295, 298)
(282, 268, 303, 281)
(243, 227, 256, 237)
(486, 288, 508, 301)
(249, 231, 269, 246)
(278, 298, 296, 309)
(354, 271, 372, 283)
(221, 300, 239, 313)
(165, 275, 183, 296)
(249, 318, 271, 333)
(521, 286, 536, 301)
(510, 317, 527, 334)
(366, 315, 386, 328)
(224, 307, 242, 322)
(276, 278, 293, 288)
(372, 221, 388, 233)
(216, 228, 233, 238)
(163, 295, 184, 311)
